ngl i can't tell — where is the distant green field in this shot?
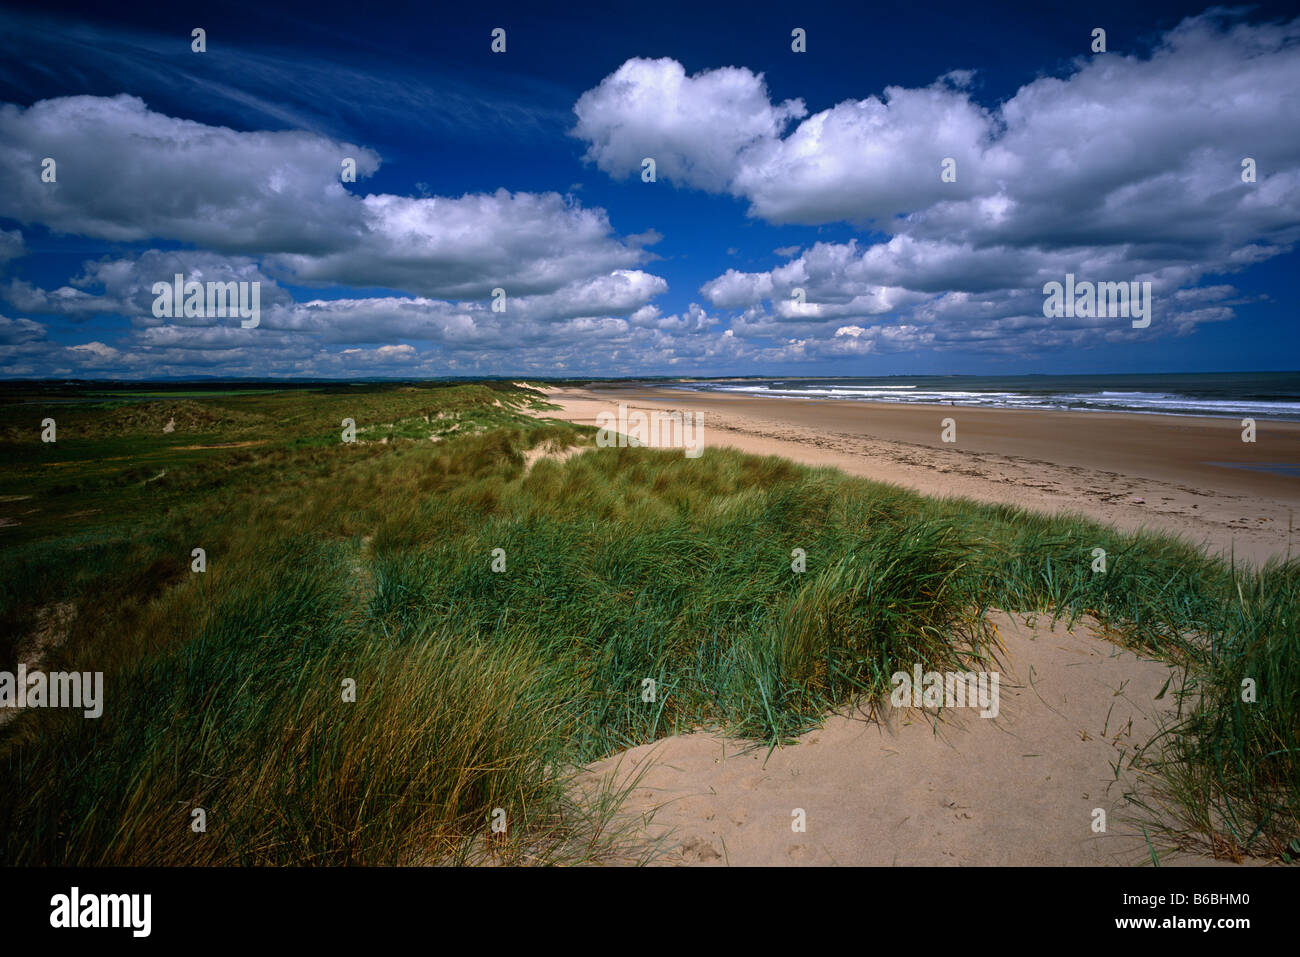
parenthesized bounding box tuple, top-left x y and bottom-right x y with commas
(83, 389, 292, 399)
(0, 382, 1296, 865)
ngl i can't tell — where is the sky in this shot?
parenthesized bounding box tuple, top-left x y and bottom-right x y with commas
(0, 0, 1297, 380)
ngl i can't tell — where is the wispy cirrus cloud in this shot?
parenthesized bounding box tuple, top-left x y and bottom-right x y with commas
(0, 9, 573, 143)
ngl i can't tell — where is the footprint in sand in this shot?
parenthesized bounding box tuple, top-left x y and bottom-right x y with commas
(679, 835, 722, 863)
(785, 844, 816, 863)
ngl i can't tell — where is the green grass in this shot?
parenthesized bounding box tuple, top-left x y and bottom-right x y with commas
(0, 381, 1295, 864)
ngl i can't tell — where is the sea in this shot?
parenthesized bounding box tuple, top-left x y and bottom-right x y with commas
(665, 371, 1300, 421)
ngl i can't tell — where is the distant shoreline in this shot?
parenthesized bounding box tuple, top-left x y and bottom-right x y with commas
(580, 372, 1300, 423)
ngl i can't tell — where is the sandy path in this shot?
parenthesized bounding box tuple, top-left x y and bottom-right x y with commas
(577, 611, 1226, 867)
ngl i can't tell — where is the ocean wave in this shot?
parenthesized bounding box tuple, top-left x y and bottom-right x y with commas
(669, 380, 1300, 420)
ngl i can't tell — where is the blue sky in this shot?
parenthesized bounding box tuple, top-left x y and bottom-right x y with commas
(0, 0, 1297, 378)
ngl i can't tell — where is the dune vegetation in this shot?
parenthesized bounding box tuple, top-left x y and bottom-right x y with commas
(0, 381, 1295, 864)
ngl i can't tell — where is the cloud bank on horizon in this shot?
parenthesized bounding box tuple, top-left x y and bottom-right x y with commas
(0, 7, 1297, 378)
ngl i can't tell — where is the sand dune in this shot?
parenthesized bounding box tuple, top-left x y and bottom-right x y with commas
(540, 386, 1284, 865)
(578, 611, 1229, 866)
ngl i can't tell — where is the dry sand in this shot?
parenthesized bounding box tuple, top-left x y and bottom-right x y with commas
(537, 385, 1300, 567)
(540, 385, 1290, 865)
(577, 611, 1220, 866)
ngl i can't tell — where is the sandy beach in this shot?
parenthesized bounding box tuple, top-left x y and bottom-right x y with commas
(537, 384, 1300, 567)
(537, 384, 1295, 866)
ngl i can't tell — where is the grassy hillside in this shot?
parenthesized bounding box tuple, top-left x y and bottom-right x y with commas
(1, 382, 1296, 864)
